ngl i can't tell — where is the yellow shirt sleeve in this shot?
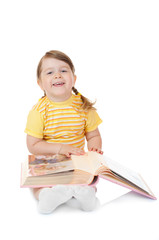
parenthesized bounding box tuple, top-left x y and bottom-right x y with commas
(85, 110, 102, 132)
(24, 110, 44, 138)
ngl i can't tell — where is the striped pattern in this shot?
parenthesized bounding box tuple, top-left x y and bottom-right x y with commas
(32, 95, 87, 149)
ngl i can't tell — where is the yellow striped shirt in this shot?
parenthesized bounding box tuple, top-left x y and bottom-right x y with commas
(25, 94, 102, 149)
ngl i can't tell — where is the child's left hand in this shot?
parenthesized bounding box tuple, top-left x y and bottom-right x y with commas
(88, 147, 103, 155)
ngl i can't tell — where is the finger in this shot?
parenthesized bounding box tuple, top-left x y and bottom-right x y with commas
(71, 149, 81, 156)
(92, 148, 103, 154)
(73, 148, 85, 155)
(93, 148, 98, 152)
(65, 153, 71, 157)
(88, 148, 96, 152)
(97, 149, 103, 154)
(80, 151, 85, 155)
(79, 149, 85, 155)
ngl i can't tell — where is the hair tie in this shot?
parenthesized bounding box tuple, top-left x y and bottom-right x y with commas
(77, 92, 81, 96)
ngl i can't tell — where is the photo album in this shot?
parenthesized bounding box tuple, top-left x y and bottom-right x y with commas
(21, 151, 156, 200)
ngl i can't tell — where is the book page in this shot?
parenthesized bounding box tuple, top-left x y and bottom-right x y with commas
(104, 157, 151, 193)
(71, 151, 104, 175)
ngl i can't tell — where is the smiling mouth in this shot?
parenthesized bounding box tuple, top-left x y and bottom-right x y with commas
(52, 82, 65, 87)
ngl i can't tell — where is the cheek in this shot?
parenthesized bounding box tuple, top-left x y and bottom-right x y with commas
(38, 80, 49, 91)
(65, 75, 74, 87)
(43, 78, 52, 87)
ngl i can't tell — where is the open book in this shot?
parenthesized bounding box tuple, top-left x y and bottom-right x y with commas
(21, 151, 156, 200)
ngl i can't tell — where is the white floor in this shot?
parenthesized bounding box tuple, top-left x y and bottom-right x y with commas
(2, 175, 159, 240)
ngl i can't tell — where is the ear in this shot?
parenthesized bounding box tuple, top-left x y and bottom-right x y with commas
(72, 75, 77, 87)
(37, 79, 44, 91)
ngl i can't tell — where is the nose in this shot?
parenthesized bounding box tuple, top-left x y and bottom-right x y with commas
(53, 72, 62, 79)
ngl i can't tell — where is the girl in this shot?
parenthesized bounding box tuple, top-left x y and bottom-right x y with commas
(25, 50, 103, 213)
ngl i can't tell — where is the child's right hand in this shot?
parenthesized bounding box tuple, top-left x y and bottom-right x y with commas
(59, 144, 85, 157)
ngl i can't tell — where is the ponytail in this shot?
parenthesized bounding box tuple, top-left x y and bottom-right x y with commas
(72, 87, 96, 111)
(41, 91, 46, 98)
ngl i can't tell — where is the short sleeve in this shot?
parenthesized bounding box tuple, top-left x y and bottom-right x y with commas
(24, 110, 44, 138)
(85, 110, 102, 132)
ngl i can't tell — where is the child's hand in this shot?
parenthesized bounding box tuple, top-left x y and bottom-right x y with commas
(59, 144, 85, 157)
(88, 147, 103, 155)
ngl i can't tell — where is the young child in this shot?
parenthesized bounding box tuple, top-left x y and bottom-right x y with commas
(25, 50, 103, 214)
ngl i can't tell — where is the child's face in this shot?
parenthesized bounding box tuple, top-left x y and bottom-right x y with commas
(38, 58, 76, 102)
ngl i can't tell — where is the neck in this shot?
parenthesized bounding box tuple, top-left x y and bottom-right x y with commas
(46, 93, 72, 102)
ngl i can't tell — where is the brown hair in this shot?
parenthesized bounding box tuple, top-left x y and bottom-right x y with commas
(37, 50, 96, 111)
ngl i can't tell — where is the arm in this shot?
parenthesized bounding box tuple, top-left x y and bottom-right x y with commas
(85, 128, 103, 154)
(26, 135, 85, 157)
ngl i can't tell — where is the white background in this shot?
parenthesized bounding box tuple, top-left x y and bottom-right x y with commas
(0, 0, 159, 239)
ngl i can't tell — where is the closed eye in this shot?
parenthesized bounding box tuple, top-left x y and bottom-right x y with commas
(47, 71, 53, 75)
